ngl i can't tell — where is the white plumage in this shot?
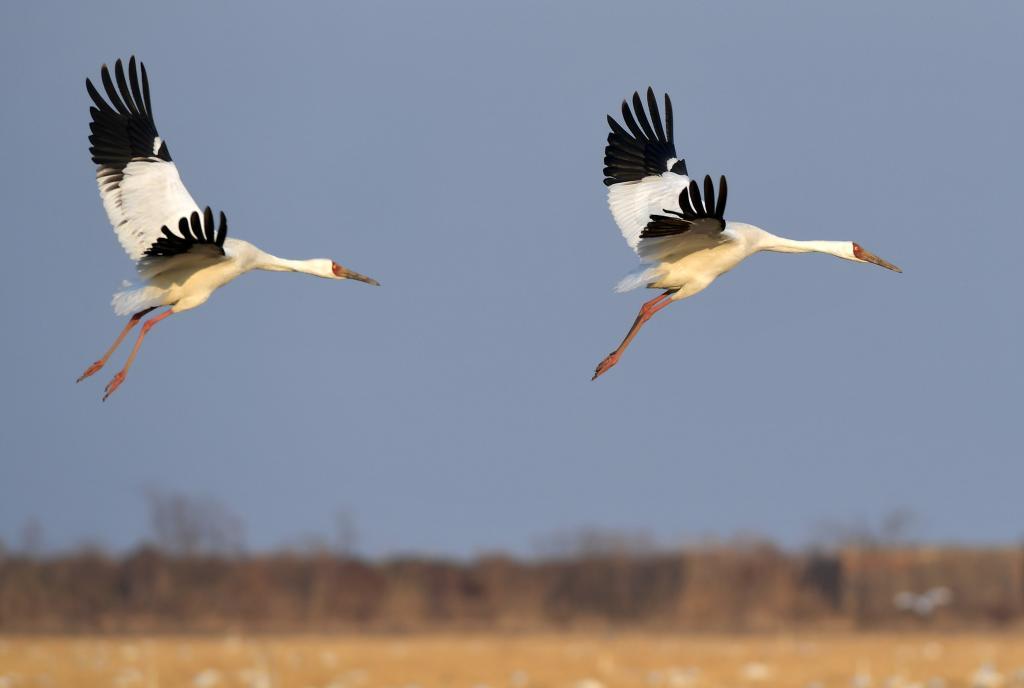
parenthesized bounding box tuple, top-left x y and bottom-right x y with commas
(101, 161, 199, 263)
(593, 88, 902, 380)
(607, 173, 688, 253)
(79, 57, 379, 400)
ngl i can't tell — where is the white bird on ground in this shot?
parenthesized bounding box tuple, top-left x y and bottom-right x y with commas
(893, 587, 953, 616)
(592, 88, 901, 380)
(78, 57, 379, 400)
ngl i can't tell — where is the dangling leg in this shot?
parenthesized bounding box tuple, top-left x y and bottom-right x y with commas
(592, 291, 674, 380)
(103, 310, 173, 401)
(77, 307, 158, 382)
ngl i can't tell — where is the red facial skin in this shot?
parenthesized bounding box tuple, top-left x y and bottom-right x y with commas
(852, 242, 865, 259)
(331, 261, 342, 277)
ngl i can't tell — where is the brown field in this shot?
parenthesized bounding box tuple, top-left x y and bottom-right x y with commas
(2, 634, 1024, 688)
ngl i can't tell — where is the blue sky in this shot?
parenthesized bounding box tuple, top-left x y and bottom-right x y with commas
(1, 1, 1021, 557)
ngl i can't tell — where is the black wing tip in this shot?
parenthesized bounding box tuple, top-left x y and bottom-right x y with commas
(603, 87, 680, 185)
(96, 56, 142, 83)
(670, 175, 729, 222)
(640, 213, 692, 240)
(88, 57, 152, 116)
(107, 55, 138, 68)
(623, 87, 667, 127)
(87, 56, 160, 150)
(215, 211, 228, 247)
(715, 175, 728, 219)
(143, 207, 229, 259)
(626, 87, 654, 103)
(145, 213, 203, 259)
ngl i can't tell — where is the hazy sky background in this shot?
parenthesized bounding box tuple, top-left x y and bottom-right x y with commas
(1, 1, 1021, 557)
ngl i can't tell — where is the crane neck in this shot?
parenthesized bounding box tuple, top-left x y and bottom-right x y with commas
(253, 252, 322, 275)
(756, 232, 852, 259)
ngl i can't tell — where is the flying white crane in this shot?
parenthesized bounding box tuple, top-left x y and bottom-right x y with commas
(593, 88, 901, 380)
(78, 57, 379, 400)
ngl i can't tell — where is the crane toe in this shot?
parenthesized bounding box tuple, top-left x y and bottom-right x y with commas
(102, 372, 126, 401)
(592, 353, 620, 381)
(77, 360, 105, 383)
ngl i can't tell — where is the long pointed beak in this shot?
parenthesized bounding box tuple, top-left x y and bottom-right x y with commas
(859, 249, 902, 273)
(340, 268, 380, 286)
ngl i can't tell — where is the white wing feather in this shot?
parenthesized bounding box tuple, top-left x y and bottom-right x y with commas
(87, 58, 204, 265)
(99, 159, 200, 263)
(607, 172, 689, 253)
(603, 91, 736, 291)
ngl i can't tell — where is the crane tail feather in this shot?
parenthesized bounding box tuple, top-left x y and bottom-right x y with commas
(615, 266, 663, 293)
(112, 285, 164, 316)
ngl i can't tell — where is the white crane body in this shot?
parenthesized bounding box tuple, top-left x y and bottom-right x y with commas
(114, 239, 339, 315)
(78, 57, 378, 400)
(593, 89, 900, 380)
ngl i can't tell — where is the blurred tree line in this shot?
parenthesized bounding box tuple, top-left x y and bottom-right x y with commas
(0, 493, 1021, 632)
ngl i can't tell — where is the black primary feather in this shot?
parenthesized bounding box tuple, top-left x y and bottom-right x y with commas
(603, 87, 687, 186)
(715, 175, 728, 219)
(202, 207, 213, 242)
(215, 212, 228, 246)
(646, 89, 665, 142)
(143, 207, 229, 259)
(190, 212, 205, 242)
(87, 56, 172, 167)
(686, 179, 702, 214)
(640, 175, 729, 239)
(87, 56, 174, 229)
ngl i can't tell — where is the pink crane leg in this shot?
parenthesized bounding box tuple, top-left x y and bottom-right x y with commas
(77, 307, 158, 383)
(103, 310, 173, 401)
(592, 291, 674, 381)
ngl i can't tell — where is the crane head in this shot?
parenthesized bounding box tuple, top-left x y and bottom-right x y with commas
(852, 243, 902, 273)
(331, 260, 380, 286)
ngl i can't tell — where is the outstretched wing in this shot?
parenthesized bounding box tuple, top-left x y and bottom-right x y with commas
(642, 175, 728, 238)
(637, 175, 729, 262)
(87, 57, 202, 264)
(604, 88, 690, 253)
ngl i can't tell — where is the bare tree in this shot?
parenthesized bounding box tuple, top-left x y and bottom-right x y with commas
(144, 488, 245, 555)
(18, 518, 44, 557)
(533, 527, 659, 559)
(879, 508, 918, 545)
(334, 508, 358, 557)
(809, 509, 920, 552)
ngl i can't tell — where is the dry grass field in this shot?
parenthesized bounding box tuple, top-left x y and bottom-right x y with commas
(2, 633, 1024, 688)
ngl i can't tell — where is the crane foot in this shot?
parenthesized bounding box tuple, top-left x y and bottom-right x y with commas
(77, 360, 105, 383)
(102, 372, 126, 401)
(592, 352, 619, 381)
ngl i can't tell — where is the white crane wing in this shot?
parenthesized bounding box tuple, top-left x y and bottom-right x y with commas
(636, 175, 729, 263)
(612, 174, 731, 292)
(603, 89, 690, 253)
(87, 57, 202, 264)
